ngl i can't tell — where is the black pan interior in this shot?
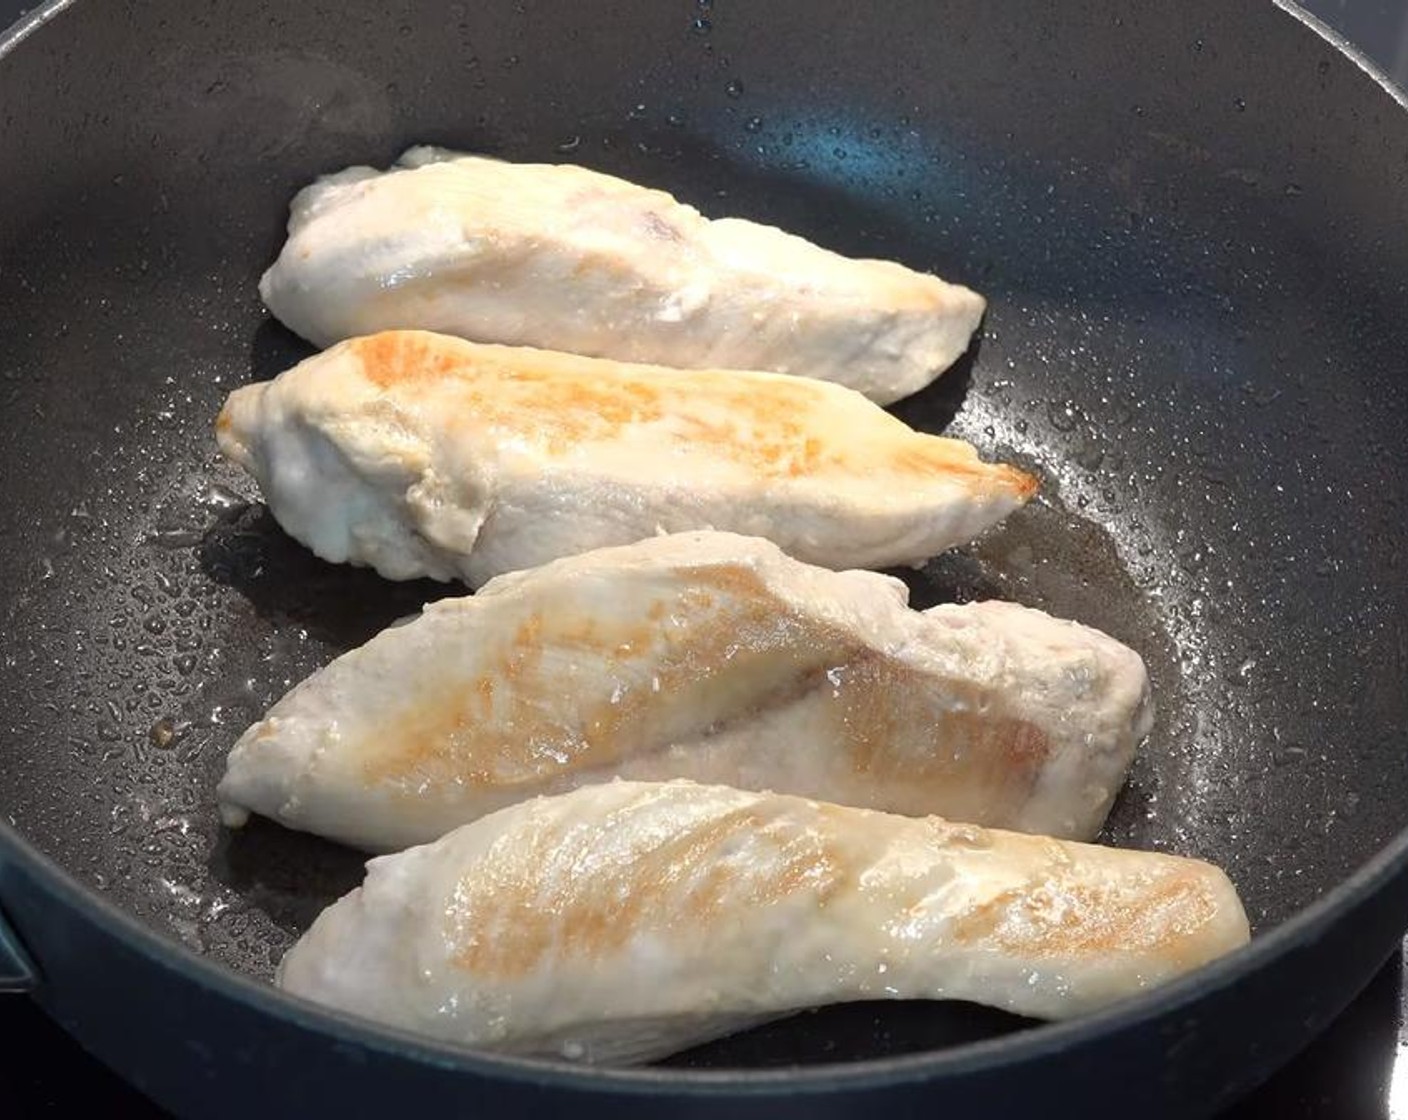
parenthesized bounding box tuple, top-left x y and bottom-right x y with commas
(1, 0, 1407, 1067)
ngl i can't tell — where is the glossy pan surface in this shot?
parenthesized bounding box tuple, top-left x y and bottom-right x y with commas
(0, 0, 1406, 1113)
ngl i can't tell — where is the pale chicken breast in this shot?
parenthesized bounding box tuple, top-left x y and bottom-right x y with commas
(215, 331, 1035, 586)
(259, 146, 986, 406)
(277, 780, 1250, 1063)
(217, 532, 1151, 852)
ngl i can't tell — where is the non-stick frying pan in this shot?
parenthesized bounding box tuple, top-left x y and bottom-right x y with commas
(2, 0, 1407, 1115)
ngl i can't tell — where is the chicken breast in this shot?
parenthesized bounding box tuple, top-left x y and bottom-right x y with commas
(258, 146, 986, 406)
(278, 780, 1249, 1063)
(217, 531, 1150, 852)
(215, 331, 1035, 586)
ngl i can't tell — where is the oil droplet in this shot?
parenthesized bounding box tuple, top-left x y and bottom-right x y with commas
(201, 483, 247, 517)
(1073, 440, 1105, 471)
(149, 717, 177, 749)
(149, 527, 203, 550)
(1224, 658, 1255, 687)
(1047, 399, 1081, 433)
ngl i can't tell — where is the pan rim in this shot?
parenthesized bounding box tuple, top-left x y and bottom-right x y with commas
(0, 0, 70, 55)
(4, 809, 1407, 1093)
(2, 0, 1407, 1096)
(1276, 0, 1408, 111)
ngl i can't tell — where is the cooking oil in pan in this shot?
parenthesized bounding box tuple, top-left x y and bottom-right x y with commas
(0, 330, 1302, 988)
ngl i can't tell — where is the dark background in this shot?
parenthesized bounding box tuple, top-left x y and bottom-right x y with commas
(1, 1, 1406, 1116)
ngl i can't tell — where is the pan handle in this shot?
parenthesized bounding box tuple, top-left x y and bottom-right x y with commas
(0, 905, 37, 993)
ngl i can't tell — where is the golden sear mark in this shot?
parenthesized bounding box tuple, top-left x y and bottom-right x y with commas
(889, 443, 1039, 498)
(356, 560, 840, 792)
(357, 610, 562, 789)
(347, 331, 1031, 490)
(948, 869, 1221, 962)
(829, 652, 1052, 808)
(355, 331, 464, 385)
(450, 802, 846, 978)
(358, 555, 1055, 805)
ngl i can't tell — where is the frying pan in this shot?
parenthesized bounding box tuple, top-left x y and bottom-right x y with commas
(1, 0, 1407, 1115)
